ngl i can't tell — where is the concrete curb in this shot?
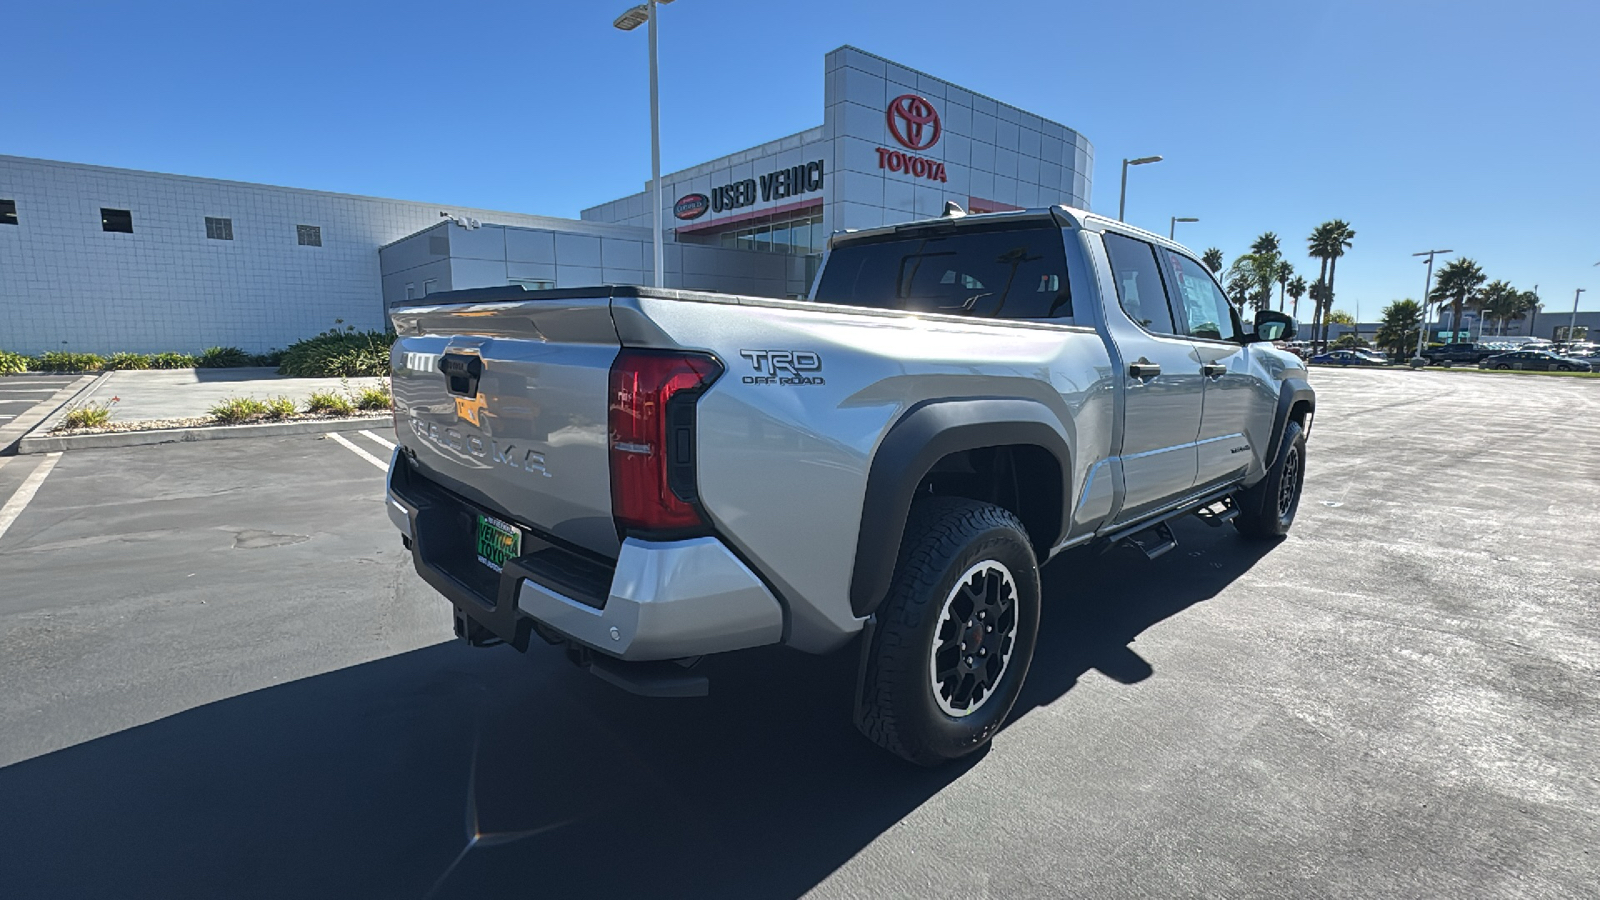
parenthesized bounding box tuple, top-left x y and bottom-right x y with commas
(16, 415, 392, 455)
(0, 374, 102, 455)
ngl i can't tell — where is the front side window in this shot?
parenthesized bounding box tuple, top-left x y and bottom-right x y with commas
(813, 224, 1073, 320)
(1101, 232, 1176, 334)
(1163, 249, 1238, 341)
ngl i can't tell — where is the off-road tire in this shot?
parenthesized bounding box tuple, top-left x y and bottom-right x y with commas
(854, 497, 1041, 766)
(1234, 419, 1307, 539)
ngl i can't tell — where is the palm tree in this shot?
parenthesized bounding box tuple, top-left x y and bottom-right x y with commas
(1251, 232, 1281, 256)
(1202, 247, 1225, 273)
(1430, 258, 1486, 342)
(1225, 253, 1280, 313)
(1478, 280, 1534, 337)
(1376, 299, 1423, 358)
(1308, 279, 1332, 345)
(1276, 262, 1293, 312)
(1307, 220, 1355, 343)
(1286, 275, 1307, 320)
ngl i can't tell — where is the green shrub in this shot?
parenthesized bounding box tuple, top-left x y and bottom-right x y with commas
(197, 346, 253, 368)
(103, 352, 153, 370)
(305, 390, 356, 416)
(61, 401, 115, 429)
(263, 396, 297, 420)
(209, 396, 271, 424)
(251, 350, 285, 368)
(149, 351, 198, 369)
(34, 351, 106, 373)
(0, 350, 30, 375)
(279, 326, 395, 377)
(352, 381, 392, 411)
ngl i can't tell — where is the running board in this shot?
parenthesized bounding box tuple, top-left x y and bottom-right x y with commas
(1118, 521, 1177, 560)
(1193, 496, 1238, 527)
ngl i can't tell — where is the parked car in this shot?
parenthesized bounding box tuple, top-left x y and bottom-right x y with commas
(1477, 351, 1594, 372)
(384, 205, 1315, 765)
(1421, 342, 1499, 366)
(1310, 349, 1383, 366)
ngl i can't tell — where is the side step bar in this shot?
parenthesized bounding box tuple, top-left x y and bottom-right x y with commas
(1095, 486, 1241, 559)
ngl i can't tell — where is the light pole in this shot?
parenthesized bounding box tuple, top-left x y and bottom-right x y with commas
(614, 0, 673, 288)
(1570, 287, 1587, 345)
(1412, 249, 1452, 358)
(1118, 156, 1162, 222)
(1168, 216, 1198, 240)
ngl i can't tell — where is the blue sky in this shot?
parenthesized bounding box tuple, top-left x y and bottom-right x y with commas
(5, 0, 1598, 316)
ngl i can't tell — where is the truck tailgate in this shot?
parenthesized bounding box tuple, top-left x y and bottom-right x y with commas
(391, 295, 621, 558)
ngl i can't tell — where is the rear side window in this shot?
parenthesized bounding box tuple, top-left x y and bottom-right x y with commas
(1101, 233, 1177, 334)
(813, 225, 1073, 320)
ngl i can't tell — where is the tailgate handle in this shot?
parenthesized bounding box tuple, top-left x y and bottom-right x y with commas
(438, 353, 483, 397)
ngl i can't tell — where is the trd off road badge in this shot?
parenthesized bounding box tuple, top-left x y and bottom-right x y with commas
(738, 350, 825, 386)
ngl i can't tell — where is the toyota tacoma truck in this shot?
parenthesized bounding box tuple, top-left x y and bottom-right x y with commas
(385, 205, 1314, 765)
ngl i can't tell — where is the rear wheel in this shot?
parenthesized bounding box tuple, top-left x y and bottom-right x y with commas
(1495, 364, 1510, 370)
(855, 497, 1041, 766)
(1235, 420, 1306, 539)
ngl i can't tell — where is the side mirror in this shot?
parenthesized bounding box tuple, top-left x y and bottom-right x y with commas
(1252, 310, 1298, 343)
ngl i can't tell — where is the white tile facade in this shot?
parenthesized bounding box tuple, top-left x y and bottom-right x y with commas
(0, 47, 1092, 355)
(582, 45, 1094, 270)
(0, 156, 594, 354)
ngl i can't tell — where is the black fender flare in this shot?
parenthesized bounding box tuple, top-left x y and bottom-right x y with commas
(848, 398, 1073, 618)
(1265, 377, 1316, 465)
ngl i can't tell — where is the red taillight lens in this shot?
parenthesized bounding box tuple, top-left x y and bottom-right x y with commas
(609, 349, 723, 536)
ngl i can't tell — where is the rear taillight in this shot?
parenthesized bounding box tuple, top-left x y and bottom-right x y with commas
(608, 349, 723, 537)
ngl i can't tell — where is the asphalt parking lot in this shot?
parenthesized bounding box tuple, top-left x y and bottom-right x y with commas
(0, 375, 77, 426)
(1, 368, 1596, 899)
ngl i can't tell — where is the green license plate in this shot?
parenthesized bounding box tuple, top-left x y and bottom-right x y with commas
(475, 513, 522, 573)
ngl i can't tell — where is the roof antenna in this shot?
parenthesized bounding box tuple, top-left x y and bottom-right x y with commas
(941, 200, 967, 218)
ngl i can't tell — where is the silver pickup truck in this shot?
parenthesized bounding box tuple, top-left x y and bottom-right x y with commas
(385, 205, 1314, 765)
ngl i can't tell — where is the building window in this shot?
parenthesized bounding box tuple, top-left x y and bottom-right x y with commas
(205, 217, 234, 240)
(405, 283, 416, 300)
(297, 224, 322, 247)
(423, 279, 437, 296)
(0, 199, 16, 226)
(510, 279, 555, 291)
(101, 208, 134, 233)
(684, 210, 825, 256)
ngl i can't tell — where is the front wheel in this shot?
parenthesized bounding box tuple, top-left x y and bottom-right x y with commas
(1495, 364, 1511, 370)
(855, 497, 1041, 766)
(1235, 419, 1307, 539)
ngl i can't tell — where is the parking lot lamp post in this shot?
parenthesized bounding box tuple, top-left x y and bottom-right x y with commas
(614, 0, 674, 288)
(1169, 216, 1198, 240)
(1412, 249, 1452, 358)
(1118, 156, 1163, 222)
(1571, 287, 1587, 344)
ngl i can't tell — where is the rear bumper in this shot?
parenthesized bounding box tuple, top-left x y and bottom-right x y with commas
(385, 448, 783, 661)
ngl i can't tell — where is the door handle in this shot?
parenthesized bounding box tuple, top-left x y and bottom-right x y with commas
(1128, 361, 1161, 379)
(1202, 363, 1228, 379)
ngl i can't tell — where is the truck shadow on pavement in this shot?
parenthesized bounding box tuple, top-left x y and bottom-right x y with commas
(0, 520, 1277, 899)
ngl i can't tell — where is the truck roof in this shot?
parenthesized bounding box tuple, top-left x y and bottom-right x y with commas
(829, 203, 1203, 257)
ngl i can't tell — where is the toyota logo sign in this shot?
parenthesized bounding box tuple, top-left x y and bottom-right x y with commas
(887, 94, 941, 151)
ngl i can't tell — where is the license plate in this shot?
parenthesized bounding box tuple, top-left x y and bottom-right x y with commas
(475, 513, 521, 573)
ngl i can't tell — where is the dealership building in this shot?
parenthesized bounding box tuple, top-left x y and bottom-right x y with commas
(0, 46, 1094, 356)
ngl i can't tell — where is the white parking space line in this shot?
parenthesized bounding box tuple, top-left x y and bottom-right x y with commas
(0, 389, 59, 394)
(358, 429, 395, 451)
(0, 452, 62, 544)
(327, 431, 389, 472)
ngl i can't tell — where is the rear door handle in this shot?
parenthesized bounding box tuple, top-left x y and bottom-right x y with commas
(1202, 363, 1228, 379)
(1128, 361, 1161, 379)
